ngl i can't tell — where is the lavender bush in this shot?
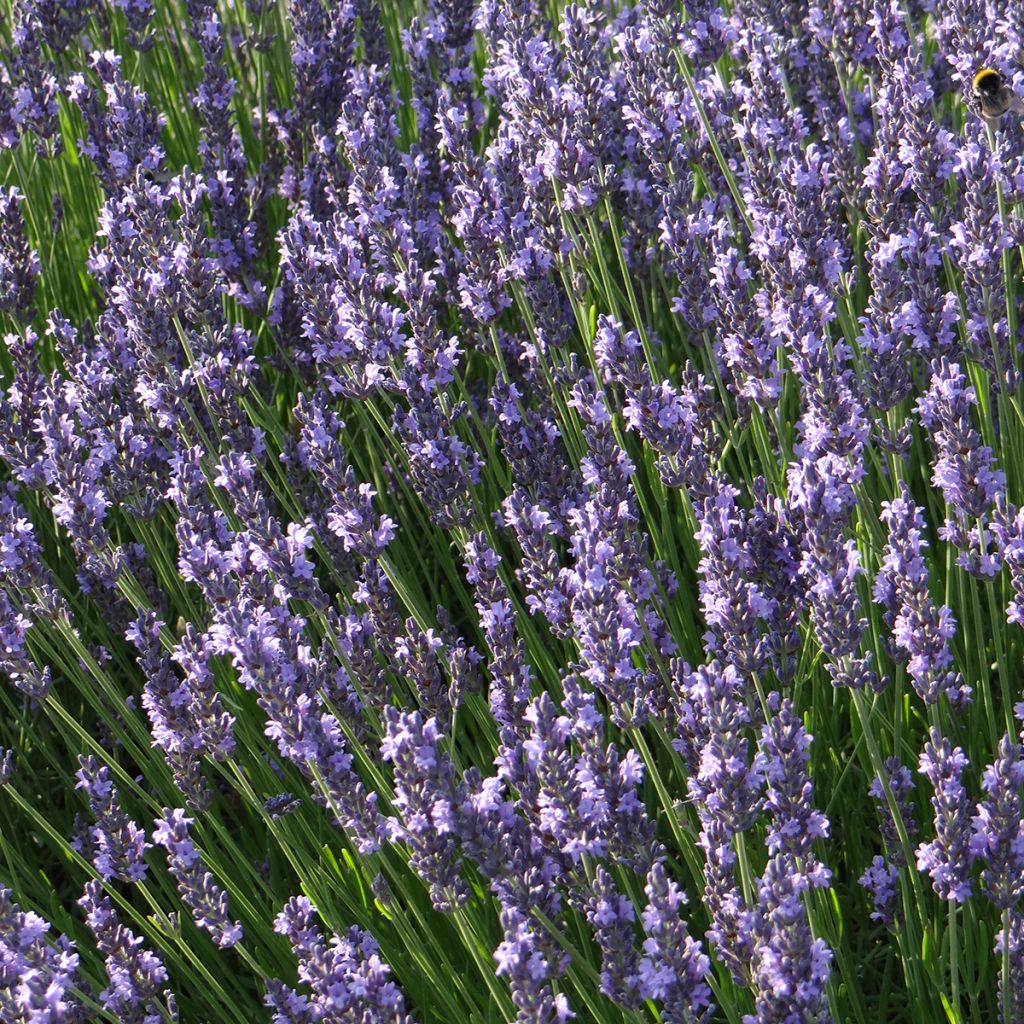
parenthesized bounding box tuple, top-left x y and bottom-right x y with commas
(2, 0, 1024, 1020)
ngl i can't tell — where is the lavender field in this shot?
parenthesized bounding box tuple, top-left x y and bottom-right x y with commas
(1, 0, 1023, 1021)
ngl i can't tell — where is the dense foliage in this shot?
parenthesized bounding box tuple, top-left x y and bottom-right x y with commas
(1, 0, 1024, 1022)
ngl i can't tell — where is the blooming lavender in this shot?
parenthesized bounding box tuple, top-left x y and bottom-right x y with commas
(79, 881, 171, 1024)
(582, 867, 640, 1008)
(5, 1, 1024, 1021)
(463, 533, 533, 741)
(67, 51, 166, 193)
(153, 809, 242, 948)
(379, 708, 469, 911)
(787, 455, 876, 692)
(638, 863, 714, 1024)
(972, 736, 1024, 911)
(917, 359, 1006, 577)
(75, 756, 149, 883)
(875, 485, 967, 705)
(948, 128, 1019, 389)
(127, 612, 233, 810)
(673, 660, 760, 979)
(869, 757, 918, 866)
(495, 906, 573, 1024)
(0, 8, 62, 154)
(293, 395, 396, 558)
(917, 728, 973, 903)
(747, 855, 833, 1024)
(270, 897, 416, 1024)
(0, 889, 82, 1023)
(562, 673, 657, 867)
(858, 756, 918, 926)
(759, 698, 830, 865)
(0, 189, 38, 323)
(858, 856, 901, 928)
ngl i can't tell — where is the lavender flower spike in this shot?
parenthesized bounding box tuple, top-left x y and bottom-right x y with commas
(875, 484, 967, 706)
(0, 188, 39, 322)
(638, 862, 714, 1024)
(75, 755, 150, 883)
(971, 735, 1024, 911)
(153, 809, 242, 947)
(917, 359, 1005, 578)
(270, 896, 417, 1024)
(917, 728, 972, 903)
(747, 855, 833, 1024)
(495, 905, 574, 1024)
(0, 888, 81, 1022)
(79, 880, 172, 1024)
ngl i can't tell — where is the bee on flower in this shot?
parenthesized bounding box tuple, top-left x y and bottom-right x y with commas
(972, 67, 1024, 124)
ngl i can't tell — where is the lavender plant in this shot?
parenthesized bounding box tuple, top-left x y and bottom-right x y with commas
(4, 0, 1024, 1021)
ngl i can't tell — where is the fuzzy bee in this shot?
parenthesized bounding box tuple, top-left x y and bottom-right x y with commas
(972, 68, 1024, 124)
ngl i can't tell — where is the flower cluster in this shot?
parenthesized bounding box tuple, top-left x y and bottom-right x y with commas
(3, 1, 1024, 1023)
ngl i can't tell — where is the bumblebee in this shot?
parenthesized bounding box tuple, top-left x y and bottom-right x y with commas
(972, 68, 1024, 123)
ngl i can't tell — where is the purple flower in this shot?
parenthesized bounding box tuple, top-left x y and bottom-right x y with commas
(583, 867, 640, 1008)
(868, 757, 917, 866)
(674, 660, 763, 833)
(694, 486, 776, 676)
(498, 489, 571, 638)
(0, 331, 49, 490)
(463, 533, 533, 739)
(759, 698, 830, 863)
(697, 819, 753, 984)
(34, 377, 125, 589)
(495, 906, 574, 1024)
(23, 0, 95, 51)
(127, 612, 233, 809)
(116, 0, 154, 48)
(393, 620, 454, 730)
(67, 51, 166, 192)
(278, 0, 356, 193)
(0, 189, 38, 323)
(271, 896, 416, 1024)
(709, 245, 781, 410)
(393, 385, 482, 530)
(917, 359, 1006, 576)
(186, 0, 261, 304)
(278, 210, 405, 396)
(79, 880, 171, 1023)
(746, 855, 833, 1024)
(437, 100, 513, 325)
(0, 8, 62, 154)
(994, 501, 1024, 627)
(673, 660, 759, 980)
(521, 688, 608, 862)
(293, 395, 396, 558)
(917, 728, 972, 903)
(0, 888, 82, 1021)
(858, 856, 901, 927)
(562, 674, 656, 867)
(489, 381, 575, 510)
(593, 316, 718, 495)
(0, 589, 51, 699)
(169, 623, 237, 761)
(971, 736, 1024, 910)
(153, 809, 242, 947)
(948, 128, 1019, 389)
(380, 708, 468, 911)
(996, 910, 1024, 1024)
(787, 456, 876, 691)
(557, 371, 677, 726)
(638, 862, 714, 1024)
(875, 485, 968, 705)
(75, 756, 149, 883)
